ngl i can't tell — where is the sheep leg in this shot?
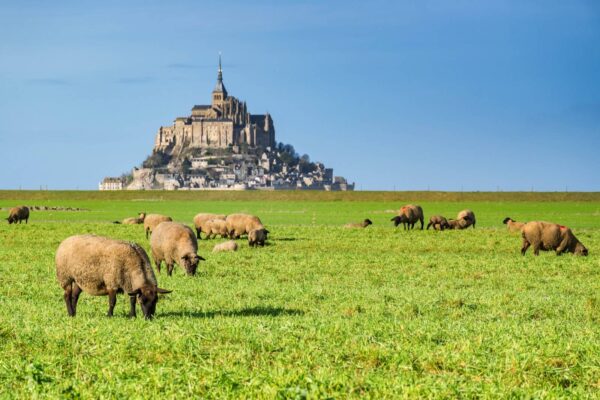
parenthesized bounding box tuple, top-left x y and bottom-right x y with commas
(145, 229, 150, 239)
(128, 296, 137, 318)
(107, 290, 117, 317)
(426, 222, 432, 230)
(155, 259, 162, 273)
(556, 236, 570, 255)
(420, 218, 424, 230)
(521, 239, 531, 256)
(533, 244, 541, 256)
(196, 228, 201, 239)
(71, 284, 82, 315)
(167, 263, 174, 276)
(63, 284, 75, 317)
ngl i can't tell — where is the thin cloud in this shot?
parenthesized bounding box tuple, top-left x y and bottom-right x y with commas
(26, 78, 70, 86)
(116, 77, 155, 84)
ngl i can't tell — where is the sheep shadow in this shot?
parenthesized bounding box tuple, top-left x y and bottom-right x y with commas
(271, 237, 304, 242)
(162, 305, 305, 319)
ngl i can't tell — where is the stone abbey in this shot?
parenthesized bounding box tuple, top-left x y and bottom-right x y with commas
(154, 56, 275, 154)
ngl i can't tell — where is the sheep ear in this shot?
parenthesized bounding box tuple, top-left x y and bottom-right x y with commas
(157, 288, 172, 294)
(198, 255, 206, 261)
(128, 289, 141, 297)
(264, 229, 270, 234)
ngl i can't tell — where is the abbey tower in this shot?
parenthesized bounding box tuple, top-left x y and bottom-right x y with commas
(154, 55, 275, 155)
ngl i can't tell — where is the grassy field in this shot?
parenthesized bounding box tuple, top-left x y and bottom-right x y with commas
(0, 191, 599, 398)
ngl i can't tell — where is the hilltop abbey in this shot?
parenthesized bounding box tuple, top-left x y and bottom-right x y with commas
(155, 56, 275, 153)
(101, 56, 353, 191)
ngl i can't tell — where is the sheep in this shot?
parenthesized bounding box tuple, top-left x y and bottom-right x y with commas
(521, 221, 588, 256)
(193, 213, 227, 239)
(446, 219, 463, 229)
(212, 240, 238, 253)
(144, 214, 173, 238)
(503, 217, 525, 233)
(205, 219, 229, 239)
(114, 212, 146, 225)
(457, 209, 476, 229)
(150, 222, 205, 276)
(344, 219, 373, 228)
(391, 204, 424, 230)
(7, 206, 29, 224)
(426, 215, 450, 231)
(248, 228, 270, 247)
(226, 213, 266, 239)
(55, 234, 171, 319)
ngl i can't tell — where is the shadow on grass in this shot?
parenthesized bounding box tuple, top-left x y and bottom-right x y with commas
(271, 237, 304, 242)
(162, 305, 305, 319)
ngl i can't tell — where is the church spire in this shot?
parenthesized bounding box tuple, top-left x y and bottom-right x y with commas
(217, 52, 223, 83)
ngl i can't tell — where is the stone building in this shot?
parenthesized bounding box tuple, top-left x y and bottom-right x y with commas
(99, 177, 124, 191)
(154, 56, 275, 155)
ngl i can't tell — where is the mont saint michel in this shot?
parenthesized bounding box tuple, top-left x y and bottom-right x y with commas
(101, 57, 354, 191)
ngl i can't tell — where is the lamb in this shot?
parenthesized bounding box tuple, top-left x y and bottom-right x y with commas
(446, 219, 462, 229)
(212, 240, 238, 253)
(521, 221, 588, 256)
(150, 222, 205, 276)
(7, 206, 29, 224)
(114, 212, 146, 225)
(457, 209, 476, 229)
(248, 228, 270, 247)
(344, 219, 373, 228)
(144, 214, 173, 238)
(193, 213, 227, 239)
(226, 213, 266, 239)
(390, 204, 424, 230)
(503, 217, 525, 233)
(204, 219, 229, 239)
(55, 234, 171, 319)
(426, 215, 450, 231)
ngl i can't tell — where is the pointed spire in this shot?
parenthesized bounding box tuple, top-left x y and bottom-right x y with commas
(217, 52, 223, 82)
(213, 52, 227, 96)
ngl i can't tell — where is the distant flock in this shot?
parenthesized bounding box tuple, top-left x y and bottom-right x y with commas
(5, 203, 589, 319)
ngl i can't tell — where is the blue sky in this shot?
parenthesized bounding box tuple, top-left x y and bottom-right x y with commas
(0, 0, 599, 191)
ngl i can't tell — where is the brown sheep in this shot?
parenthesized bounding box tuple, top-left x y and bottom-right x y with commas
(457, 209, 476, 228)
(115, 212, 146, 225)
(213, 240, 238, 253)
(226, 213, 266, 239)
(205, 219, 229, 239)
(144, 214, 173, 238)
(248, 228, 270, 247)
(7, 206, 29, 224)
(344, 219, 373, 228)
(150, 222, 205, 276)
(447, 219, 463, 229)
(521, 221, 588, 256)
(55, 234, 171, 319)
(503, 217, 525, 233)
(391, 204, 424, 230)
(193, 213, 227, 239)
(426, 215, 450, 231)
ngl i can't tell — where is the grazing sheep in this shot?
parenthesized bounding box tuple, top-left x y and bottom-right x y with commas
(344, 219, 373, 228)
(503, 217, 525, 233)
(213, 240, 238, 253)
(144, 214, 173, 239)
(7, 206, 29, 224)
(457, 209, 476, 229)
(193, 213, 227, 239)
(114, 212, 146, 225)
(391, 204, 424, 230)
(521, 221, 588, 256)
(248, 228, 270, 247)
(150, 222, 205, 276)
(446, 219, 462, 229)
(55, 234, 171, 319)
(426, 215, 450, 231)
(205, 219, 229, 239)
(226, 213, 266, 239)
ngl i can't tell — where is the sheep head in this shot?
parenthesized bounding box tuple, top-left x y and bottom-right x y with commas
(128, 285, 172, 319)
(181, 253, 205, 275)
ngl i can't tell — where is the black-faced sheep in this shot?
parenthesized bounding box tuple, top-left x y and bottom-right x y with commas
(457, 209, 476, 229)
(521, 221, 588, 256)
(144, 214, 173, 238)
(503, 217, 525, 233)
(150, 222, 205, 276)
(114, 212, 146, 225)
(426, 215, 450, 231)
(226, 213, 266, 239)
(248, 228, 270, 247)
(7, 206, 29, 224)
(344, 219, 373, 228)
(55, 234, 171, 319)
(391, 204, 424, 230)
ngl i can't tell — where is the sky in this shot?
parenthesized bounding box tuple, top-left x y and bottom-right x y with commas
(0, 0, 599, 191)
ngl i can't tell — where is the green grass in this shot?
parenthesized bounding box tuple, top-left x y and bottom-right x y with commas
(0, 191, 599, 398)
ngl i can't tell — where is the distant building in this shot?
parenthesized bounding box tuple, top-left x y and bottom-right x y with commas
(99, 177, 124, 191)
